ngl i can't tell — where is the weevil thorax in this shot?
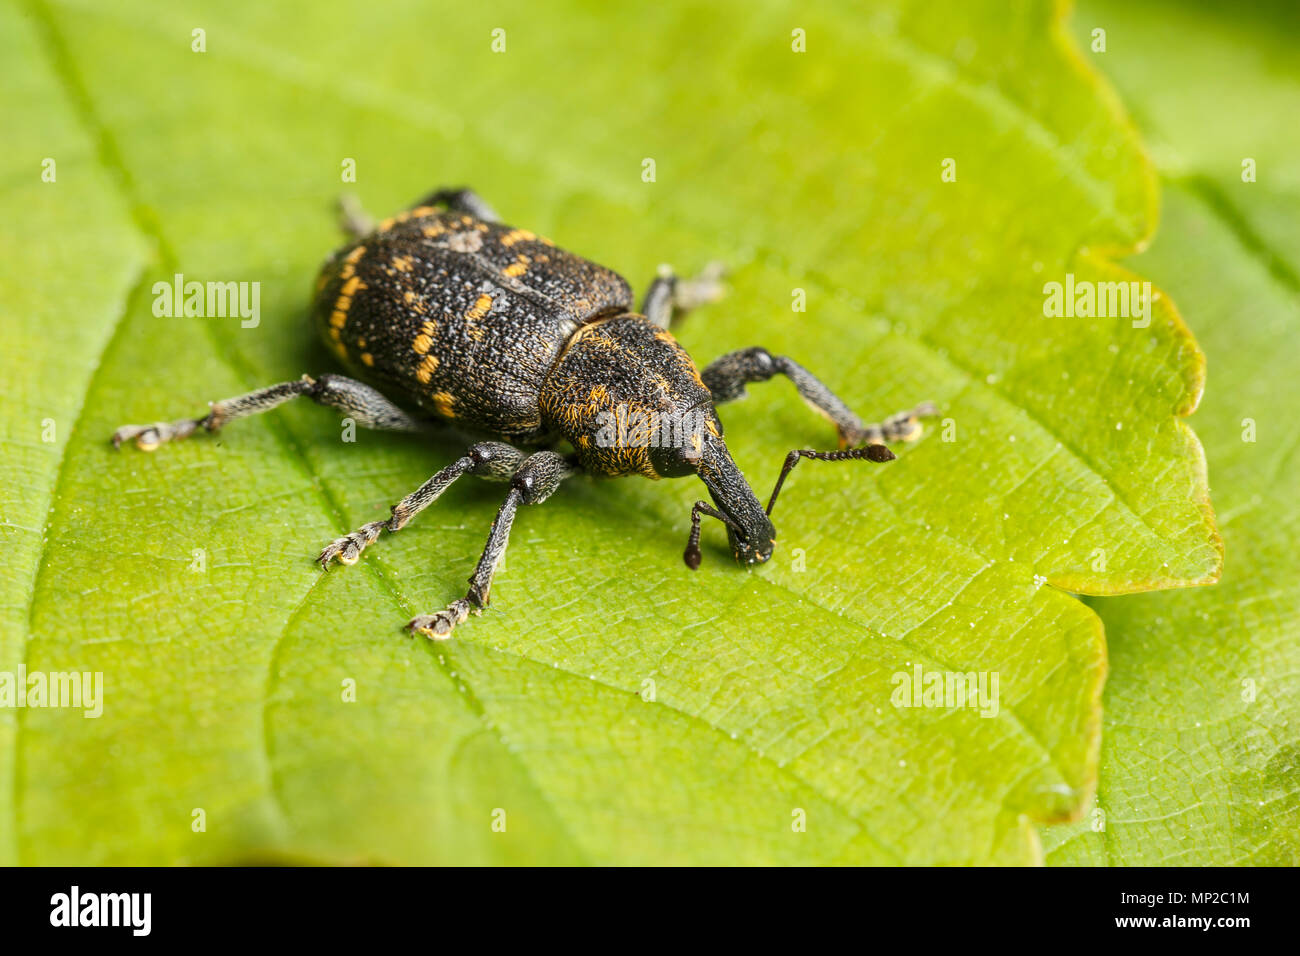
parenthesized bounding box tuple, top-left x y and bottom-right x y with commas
(542, 313, 716, 479)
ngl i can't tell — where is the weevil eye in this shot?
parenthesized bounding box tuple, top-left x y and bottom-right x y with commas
(650, 441, 700, 478)
(648, 408, 718, 478)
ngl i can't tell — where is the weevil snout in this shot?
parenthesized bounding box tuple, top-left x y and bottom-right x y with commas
(686, 431, 777, 569)
(727, 520, 776, 565)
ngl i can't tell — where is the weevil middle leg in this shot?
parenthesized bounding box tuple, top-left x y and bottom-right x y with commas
(407, 450, 579, 640)
(318, 441, 525, 567)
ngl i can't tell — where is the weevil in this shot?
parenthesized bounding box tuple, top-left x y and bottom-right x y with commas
(112, 188, 937, 639)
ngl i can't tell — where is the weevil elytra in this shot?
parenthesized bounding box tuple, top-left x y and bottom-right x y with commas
(112, 188, 937, 639)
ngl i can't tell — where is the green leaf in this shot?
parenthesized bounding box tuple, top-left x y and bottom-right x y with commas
(1, 0, 1218, 864)
(1044, 0, 1300, 866)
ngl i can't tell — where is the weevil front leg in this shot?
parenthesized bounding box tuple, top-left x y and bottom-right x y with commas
(701, 346, 938, 447)
(318, 441, 525, 567)
(641, 262, 727, 329)
(408, 450, 577, 640)
(111, 374, 428, 451)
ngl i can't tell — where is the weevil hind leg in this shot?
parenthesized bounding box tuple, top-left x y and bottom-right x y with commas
(110, 373, 428, 451)
(337, 194, 375, 239)
(408, 450, 577, 640)
(641, 262, 726, 329)
(318, 441, 525, 568)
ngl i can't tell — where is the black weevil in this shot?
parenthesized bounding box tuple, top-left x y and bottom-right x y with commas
(113, 188, 936, 639)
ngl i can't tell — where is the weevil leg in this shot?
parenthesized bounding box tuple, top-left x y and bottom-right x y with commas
(318, 441, 525, 567)
(701, 346, 938, 448)
(414, 187, 501, 223)
(408, 450, 578, 640)
(337, 194, 375, 239)
(110, 373, 429, 451)
(641, 262, 727, 329)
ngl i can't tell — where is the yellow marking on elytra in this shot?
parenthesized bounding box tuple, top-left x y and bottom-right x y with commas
(357, 337, 367, 348)
(432, 391, 456, 418)
(378, 211, 413, 232)
(500, 228, 536, 247)
(466, 294, 493, 321)
(330, 309, 348, 329)
(420, 320, 437, 336)
(404, 290, 416, 304)
(411, 206, 436, 217)
(341, 275, 366, 297)
(416, 353, 440, 383)
(361, 352, 374, 367)
(392, 255, 413, 272)
(413, 332, 433, 354)
(422, 225, 446, 238)
(503, 254, 531, 279)
(340, 244, 367, 280)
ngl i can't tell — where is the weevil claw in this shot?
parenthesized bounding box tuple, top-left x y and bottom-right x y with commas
(318, 521, 386, 569)
(407, 599, 473, 640)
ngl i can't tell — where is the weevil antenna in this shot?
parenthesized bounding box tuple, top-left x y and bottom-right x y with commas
(765, 444, 896, 517)
(683, 499, 741, 570)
